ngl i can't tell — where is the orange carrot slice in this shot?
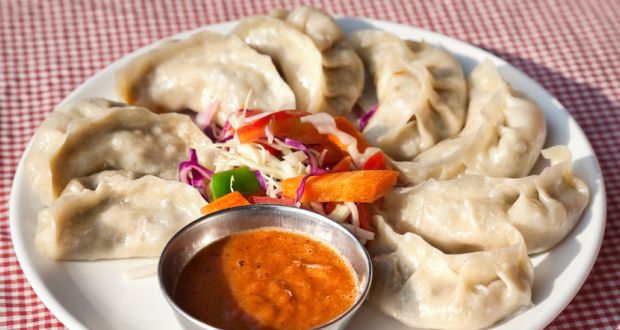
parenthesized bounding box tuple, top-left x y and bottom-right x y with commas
(327, 117, 369, 152)
(200, 191, 249, 215)
(282, 170, 398, 203)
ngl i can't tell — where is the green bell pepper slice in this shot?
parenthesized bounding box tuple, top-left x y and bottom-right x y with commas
(209, 166, 263, 199)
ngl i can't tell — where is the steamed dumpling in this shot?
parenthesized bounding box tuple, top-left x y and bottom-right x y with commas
(49, 102, 212, 200)
(25, 98, 121, 205)
(395, 60, 547, 184)
(25, 98, 212, 206)
(61, 170, 137, 193)
(349, 30, 467, 160)
(270, 6, 343, 51)
(383, 146, 590, 254)
(116, 31, 296, 125)
(368, 216, 533, 330)
(36, 174, 205, 260)
(233, 7, 364, 115)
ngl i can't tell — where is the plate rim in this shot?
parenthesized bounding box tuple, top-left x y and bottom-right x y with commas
(8, 17, 607, 330)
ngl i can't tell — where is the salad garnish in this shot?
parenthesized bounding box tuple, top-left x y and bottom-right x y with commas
(179, 107, 398, 243)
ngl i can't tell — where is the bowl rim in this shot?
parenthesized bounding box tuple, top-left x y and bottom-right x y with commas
(157, 204, 374, 330)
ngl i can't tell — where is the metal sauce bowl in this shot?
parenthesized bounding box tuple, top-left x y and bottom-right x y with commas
(158, 205, 372, 330)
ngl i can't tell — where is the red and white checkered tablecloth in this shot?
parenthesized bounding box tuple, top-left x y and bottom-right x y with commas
(1, 0, 619, 329)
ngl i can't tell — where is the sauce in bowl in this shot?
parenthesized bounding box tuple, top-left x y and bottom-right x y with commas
(173, 228, 358, 330)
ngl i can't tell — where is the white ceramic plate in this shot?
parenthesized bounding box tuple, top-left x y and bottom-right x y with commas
(10, 18, 606, 330)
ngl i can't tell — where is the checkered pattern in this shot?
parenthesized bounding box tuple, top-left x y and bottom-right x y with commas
(1, 0, 618, 328)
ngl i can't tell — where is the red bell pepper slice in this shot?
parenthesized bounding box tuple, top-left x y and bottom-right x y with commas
(256, 142, 282, 158)
(235, 115, 272, 143)
(271, 111, 326, 144)
(362, 151, 386, 170)
(356, 203, 374, 232)
(331, 156, 352, 172)
(236, 110, 326, 145)
(312, 141, 348, 167)
(327, 116, 369, 153)
(323, 202, 337, 214)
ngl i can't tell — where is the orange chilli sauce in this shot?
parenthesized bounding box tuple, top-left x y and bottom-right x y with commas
(173, 228, 358, 330)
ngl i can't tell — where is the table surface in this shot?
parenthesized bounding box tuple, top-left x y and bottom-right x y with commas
(1, 0, 619, 329)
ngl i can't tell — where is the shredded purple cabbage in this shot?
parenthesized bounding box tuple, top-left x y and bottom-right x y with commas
(254, 170, 267, 191)
(283, 138, 330, 207)
(358, 103, 379, 131)
(178, 148, 214, 201)
(284, 138, 318, 172)
(216, 134, 234, 143)
(195, 102, 219, 131)
(203, 124, 220, 141)
(294, 175, 311, 207)
(202, 116, 233, 142)
(195, 112, 211, 130)
(217, 120, 231, 140)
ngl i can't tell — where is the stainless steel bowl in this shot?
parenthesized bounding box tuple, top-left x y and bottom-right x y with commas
(158, 204, 372, 330)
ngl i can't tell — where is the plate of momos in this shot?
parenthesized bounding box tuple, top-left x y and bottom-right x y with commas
(10, 6, 605, 330)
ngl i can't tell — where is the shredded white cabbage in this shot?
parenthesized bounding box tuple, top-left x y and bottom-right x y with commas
(205, 139, 307, 198)
(227, 112, 244, 130)
(345, 202, 360, 227)
(327, 203, 351, 223)
(283, 151, 308, 164)
(229, 175, 235, 192)
(242, 111, 272, 124)
(342, 223, 375, 245)
(262, 172, 282, 197)
(122, 261, 158, 280)
(310, 202, 326, 215)
(196, 100, 220, 129)
(318, 148, 328, 167)
(265, 124, 274, 144)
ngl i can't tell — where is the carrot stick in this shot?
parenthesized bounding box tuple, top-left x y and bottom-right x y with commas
(200, 191, 249, 215)
(282, 170, 398, 203)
